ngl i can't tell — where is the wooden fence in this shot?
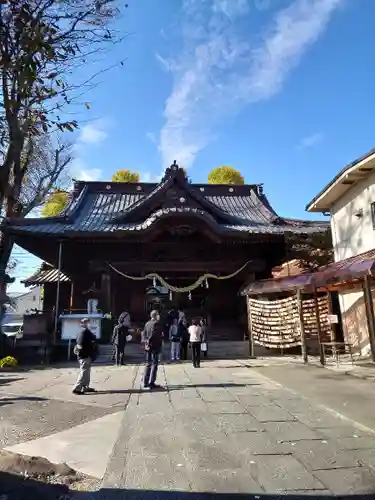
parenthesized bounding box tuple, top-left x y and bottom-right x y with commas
(247, 294, 331, 351)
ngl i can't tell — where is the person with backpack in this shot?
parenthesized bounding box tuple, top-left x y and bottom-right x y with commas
(141, 309, 164, 390)
(169, 317, 181, 361)
(72, 318, 98, 395)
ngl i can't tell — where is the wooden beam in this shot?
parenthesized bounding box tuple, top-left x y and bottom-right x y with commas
(246, 298, 256, 358)
(69, 282, 74, 311)
(297, 288, 308, 363)
(362, 275, 375, 362)
(90, 260, 264, 273)
(326, 291, 336, 342)
(101, 273, 111, 313)
(313, 289, 324, 364)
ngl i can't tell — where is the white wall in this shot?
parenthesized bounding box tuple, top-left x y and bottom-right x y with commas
(331, 169, 375, 261)
(330, 170, 375, 356)
(12, 287, 43, 316)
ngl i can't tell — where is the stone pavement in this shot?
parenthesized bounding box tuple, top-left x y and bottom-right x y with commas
(3, 359, 375, 497)
(0, 364, 139, 478)
(99, 359, 375, 497)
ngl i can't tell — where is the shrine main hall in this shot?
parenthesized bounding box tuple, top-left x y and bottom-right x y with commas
(4, 163, 327, 337)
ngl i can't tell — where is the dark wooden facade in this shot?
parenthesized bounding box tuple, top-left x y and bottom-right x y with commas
(8, 163, 328, 334)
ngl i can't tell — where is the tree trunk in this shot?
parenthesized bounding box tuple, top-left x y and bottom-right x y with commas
(0, 194, 18, 337)
(0, 228, 14, 356)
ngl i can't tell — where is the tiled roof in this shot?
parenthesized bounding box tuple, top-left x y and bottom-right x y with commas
(241, 248, 375, 295)
(6, 167, 329, 237)
(22, 266, 71, 285)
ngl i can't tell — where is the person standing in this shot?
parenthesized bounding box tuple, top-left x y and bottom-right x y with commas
(188, 318, 202, 368)
(169, 317, 180, 361)
(141, 310, 164, 389)
(112, 322, 126, 366)
(179, 318, 189, 361)
(73, 318, 98, 395)
(200, 318, 208, 358)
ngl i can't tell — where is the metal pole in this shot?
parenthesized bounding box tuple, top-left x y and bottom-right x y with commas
(297, 288, 308, 363)
(246, 297, 255, 358)
(363, 275, 375, 362)
(53, 241, 63, 344)
(313, 289, 324, 364)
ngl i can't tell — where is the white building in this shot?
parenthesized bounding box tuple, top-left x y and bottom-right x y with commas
(306, 148, 375, 356)
(7, 287, 43, 321)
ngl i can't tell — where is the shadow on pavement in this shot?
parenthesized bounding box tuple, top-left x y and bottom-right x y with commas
(0, 376, 24, 386)
(0, 395, 47, 407)
(94, 382, 257, 395)
(1, 471, 375, 499)
(0, 470, 70, 500)
(94, 491, 375, 500)
(167, 383, 262, 389)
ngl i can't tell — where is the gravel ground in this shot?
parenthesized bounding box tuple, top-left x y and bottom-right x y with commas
(0, 396, 117, 447)
(0, 450, 100, 499)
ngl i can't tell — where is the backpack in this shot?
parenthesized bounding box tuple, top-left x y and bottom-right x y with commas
(148, 320, 163, 350)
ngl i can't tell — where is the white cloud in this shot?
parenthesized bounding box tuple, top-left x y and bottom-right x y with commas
(155, 52, 173, 73)
(78, 121, 108, 145)
(70, 158, 102, 182)
(298, 132, 324, 149)
(78, 168, 102, 181)
(140, 171, 162, 183)
(212, 0, 250, 18)
(146, 132, 157, 144)
(68, 119, 111, 181)
(158, 0, 342, 169)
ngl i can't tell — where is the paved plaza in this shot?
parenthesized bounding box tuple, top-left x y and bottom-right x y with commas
(2, 359, 375, 497)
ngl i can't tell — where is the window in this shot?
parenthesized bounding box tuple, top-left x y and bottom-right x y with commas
(371, 202, 375, 229)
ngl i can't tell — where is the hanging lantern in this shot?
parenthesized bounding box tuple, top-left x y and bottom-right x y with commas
(169, 290, 173, 301)
(205, 278, 209, 289)
(153, 276, 156, 287)
(188, 291, 192, 300)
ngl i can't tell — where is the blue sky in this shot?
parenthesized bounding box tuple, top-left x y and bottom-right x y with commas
(10, 0, 375, 292)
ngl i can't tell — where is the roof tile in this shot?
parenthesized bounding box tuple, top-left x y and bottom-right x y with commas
(8, 182, 328, 236)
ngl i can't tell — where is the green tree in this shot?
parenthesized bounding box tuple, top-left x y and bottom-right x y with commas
(112, 170, 140, 182)
(286, 230, 333, 271)
(41, 190, 70, 217)
(208, 166, 245, 185)
(0, 0, 126, 318)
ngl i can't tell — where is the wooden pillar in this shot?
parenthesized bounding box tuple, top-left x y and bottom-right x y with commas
(246, 297, 256, 358)
(69, 282, 74, 312)
(53, 241, 63, 344)
(327, 291, 336, 342)
(362, 275, 375, 362)
(297, 288, 308, 363)
(101, 273, 111, 313)
(313, 290, 324, 365)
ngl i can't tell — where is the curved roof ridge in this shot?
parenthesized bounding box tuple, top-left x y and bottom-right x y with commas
(110, 166, 246, 226)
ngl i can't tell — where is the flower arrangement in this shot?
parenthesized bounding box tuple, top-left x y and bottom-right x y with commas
(0, 356, 18, 368)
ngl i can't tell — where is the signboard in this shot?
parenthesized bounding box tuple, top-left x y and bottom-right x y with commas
(60, 314, 102, 340)
(327, 314, 338, 324)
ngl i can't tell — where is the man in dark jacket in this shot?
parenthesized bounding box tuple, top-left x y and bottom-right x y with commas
(179, 318, 189, 361)
(72, 318, 97, 395)
(141, 309, 163, 390)
(112, 316, 130, 366)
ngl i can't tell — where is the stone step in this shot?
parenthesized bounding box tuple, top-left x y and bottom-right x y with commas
(97, 341, 251, 362)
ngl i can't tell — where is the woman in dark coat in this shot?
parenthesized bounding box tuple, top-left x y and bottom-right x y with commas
(178, 318, 189, 361)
